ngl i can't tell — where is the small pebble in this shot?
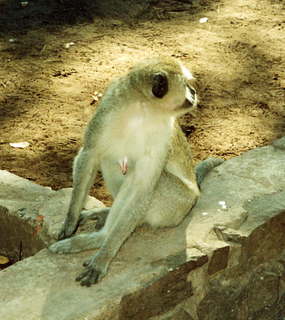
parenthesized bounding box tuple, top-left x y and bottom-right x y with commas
(218, 200, 228, 210)
(9, 142, 30, 148)
(64, 42, 75, 49)
(199, 17, 208, 23)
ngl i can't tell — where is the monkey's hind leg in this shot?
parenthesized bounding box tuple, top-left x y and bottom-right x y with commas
(79, 207, 110, 230)
(195, 157, 224, 187)
(49, 231, 105, 254)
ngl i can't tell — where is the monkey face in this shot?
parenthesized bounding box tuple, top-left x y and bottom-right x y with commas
(150, 68, 197, 115)
(130, 57, 198, 116)
(181, 85, 198, 113)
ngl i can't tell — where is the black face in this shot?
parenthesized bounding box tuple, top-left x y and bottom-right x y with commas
(152, 73, 168, 98)
(189, 87, 196, 98)
(182, 85, 197, 109)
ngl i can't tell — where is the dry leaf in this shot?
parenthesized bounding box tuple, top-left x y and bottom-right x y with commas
(9, 142, 30, 148)
(0, 256, 9, 265)
(199, 17, 208, 23)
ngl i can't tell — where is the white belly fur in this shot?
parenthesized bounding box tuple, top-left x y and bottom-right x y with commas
(98, 106, 174, 197)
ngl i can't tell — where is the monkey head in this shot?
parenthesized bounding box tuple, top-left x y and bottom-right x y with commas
(129, 57, 198, 116)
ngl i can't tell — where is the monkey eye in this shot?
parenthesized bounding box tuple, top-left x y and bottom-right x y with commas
(152, 72, 168, 98)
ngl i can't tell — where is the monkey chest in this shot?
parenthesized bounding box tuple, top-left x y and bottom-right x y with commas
(102, 117, 165, 163)
(99, 113, 172, 185)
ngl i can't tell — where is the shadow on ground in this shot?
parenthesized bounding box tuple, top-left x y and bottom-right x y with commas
(0, 0, 220, 33)
(0, 0, 284, 204)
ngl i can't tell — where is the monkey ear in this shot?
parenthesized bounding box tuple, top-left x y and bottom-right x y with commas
(152, 72, 168, 98)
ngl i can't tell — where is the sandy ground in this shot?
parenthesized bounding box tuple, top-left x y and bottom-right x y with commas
(0, 0, 284, 205)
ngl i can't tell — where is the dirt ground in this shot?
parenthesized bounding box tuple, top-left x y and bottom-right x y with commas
(0, 0, 284, 205)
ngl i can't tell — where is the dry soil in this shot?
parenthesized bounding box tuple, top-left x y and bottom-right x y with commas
(0, 0, 284, 205)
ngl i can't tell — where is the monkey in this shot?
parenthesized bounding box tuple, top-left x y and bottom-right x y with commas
(49, 57, 223, 286)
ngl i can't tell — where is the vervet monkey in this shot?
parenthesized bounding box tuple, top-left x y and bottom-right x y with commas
(49, 57, 222, 286)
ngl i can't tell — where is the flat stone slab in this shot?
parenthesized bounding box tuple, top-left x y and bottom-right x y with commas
(0, 137, 285, 319)
(0, 174, 104, 259)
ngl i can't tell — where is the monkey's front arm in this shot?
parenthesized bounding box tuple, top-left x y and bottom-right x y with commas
(58, 147, 99, 240)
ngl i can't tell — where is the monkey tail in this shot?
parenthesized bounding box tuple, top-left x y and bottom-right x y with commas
(195, 157, 224, 188)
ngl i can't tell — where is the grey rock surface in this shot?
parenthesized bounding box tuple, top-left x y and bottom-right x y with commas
(0, 172, 105, 260)
(0, 137, 285, 320)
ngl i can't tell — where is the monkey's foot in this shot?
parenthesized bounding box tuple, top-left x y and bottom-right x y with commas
(78, 208, 110, 230)
(49, 233, 103, 254)
(49, 238, 74, 254)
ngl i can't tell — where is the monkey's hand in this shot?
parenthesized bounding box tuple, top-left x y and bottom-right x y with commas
(76, 253, 108, 286)
(58, 216, 79, 240)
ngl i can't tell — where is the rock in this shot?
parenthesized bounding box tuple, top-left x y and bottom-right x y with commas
(0, 170, 105, 259)
(0, 137, 285, 319)
(38, 187, 105, 240)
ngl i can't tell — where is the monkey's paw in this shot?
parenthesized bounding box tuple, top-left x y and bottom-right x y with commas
(50, 233, 103, 254)
(76, 255, 107, 286)
(49, 238, 74, 254)
(58, 220, 79, 240)
(49, 235, 89, 254)
(76, 265, 106, 286)
(76, 267, 101, 286)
